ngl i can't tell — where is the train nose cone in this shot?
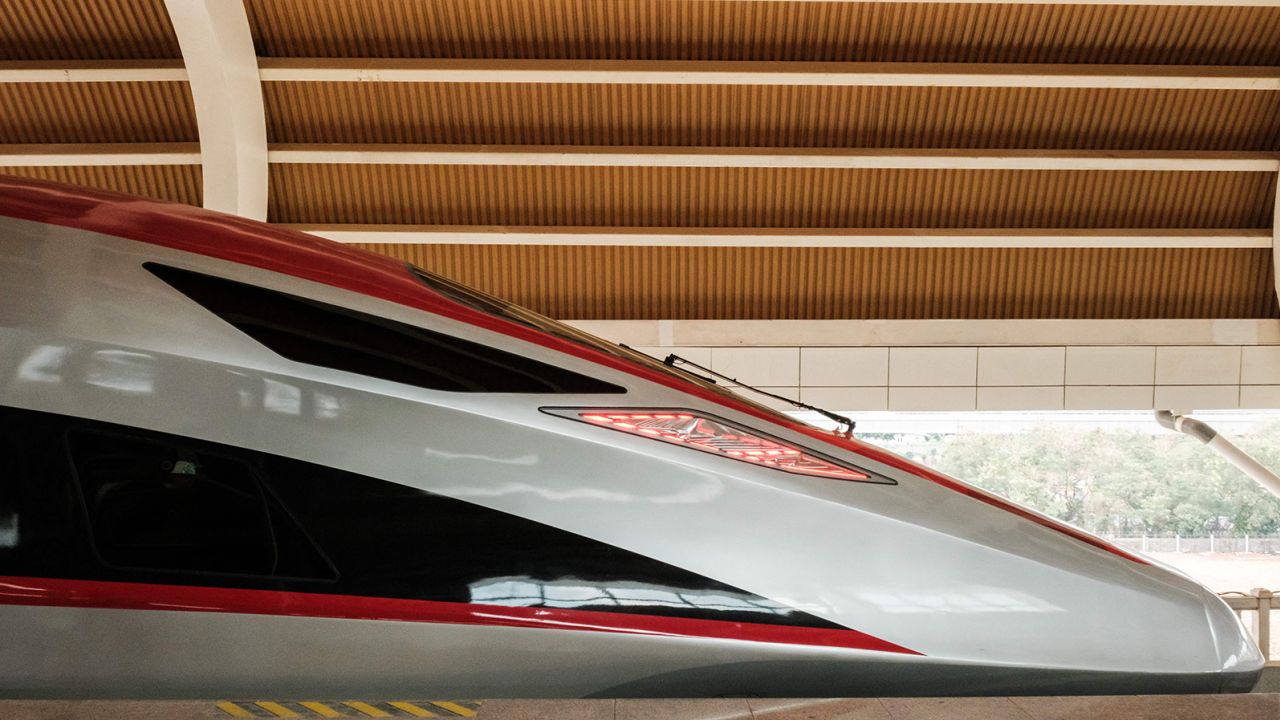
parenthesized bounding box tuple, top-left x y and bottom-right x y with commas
(1200, 587, 1267, 691)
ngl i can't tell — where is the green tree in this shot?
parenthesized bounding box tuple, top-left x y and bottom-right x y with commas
(875, 420, 1280, 535)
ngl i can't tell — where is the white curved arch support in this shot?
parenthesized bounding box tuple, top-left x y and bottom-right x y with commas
(164, 0, 267, 220)
(1274, 172, 1280, 305)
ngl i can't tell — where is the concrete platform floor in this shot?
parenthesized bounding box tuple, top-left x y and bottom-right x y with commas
(0, 695, 1277, 720)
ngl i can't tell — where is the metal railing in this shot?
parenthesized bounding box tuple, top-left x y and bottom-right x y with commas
(1112, 534, 1280, 554)
(1220, 589, 1275, 665)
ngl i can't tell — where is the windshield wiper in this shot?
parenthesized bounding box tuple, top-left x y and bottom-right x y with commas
(616, 342, 720, 384)
(663, 353, 856, 436)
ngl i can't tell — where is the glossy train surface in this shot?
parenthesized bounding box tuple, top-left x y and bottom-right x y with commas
(0, 177, 1264, 697)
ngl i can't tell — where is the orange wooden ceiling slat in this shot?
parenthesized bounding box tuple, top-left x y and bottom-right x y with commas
(358, 243, 1280, 321)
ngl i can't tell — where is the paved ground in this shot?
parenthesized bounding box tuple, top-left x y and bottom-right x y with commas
(1, 672, 1275, 720)
(1145, 552, 1280, 593)
(1, 694, 1277, 720)
(478, 695, 1280, 719)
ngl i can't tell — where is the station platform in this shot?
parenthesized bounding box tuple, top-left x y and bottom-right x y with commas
(1, 693, 1277, 720)
(2, 672, 1276, 720)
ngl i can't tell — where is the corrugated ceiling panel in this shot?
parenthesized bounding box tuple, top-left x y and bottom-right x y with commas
(0, 166, 201, 206)
(357, 245, 1280, 321)
(0, 0, 180, 59)
(246, 0, 1280, 65)
(0, 83, 197, 143)
(263, 83, 1280, 151)
(270, 165, 1275, 229)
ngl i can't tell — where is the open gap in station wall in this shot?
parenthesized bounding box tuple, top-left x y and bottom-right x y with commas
(805, 409, 1280, 595)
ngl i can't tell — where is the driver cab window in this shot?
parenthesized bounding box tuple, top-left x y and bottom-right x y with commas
(66, 429, 334, 581)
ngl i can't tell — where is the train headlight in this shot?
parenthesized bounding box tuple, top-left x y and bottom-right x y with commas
(543, 408, 889, 483)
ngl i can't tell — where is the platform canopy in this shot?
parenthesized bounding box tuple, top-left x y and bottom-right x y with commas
(2, 0, 1279, 411)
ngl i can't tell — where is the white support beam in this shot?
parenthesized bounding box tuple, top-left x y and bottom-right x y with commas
(1274, 170, 1280, 305)
(4, 59, 1275, 92)
(164, 0, 268, 220)
(268, 144, 1280, 172)
(0, 143, 201, 166)
(3, 143, 1274, 174)
(0, 60, 187, 83)
(257, 59, 1280, 91)
(292, 225, 1271, 249)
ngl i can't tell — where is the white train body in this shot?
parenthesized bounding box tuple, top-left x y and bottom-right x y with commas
(0, 177, 1264, 697)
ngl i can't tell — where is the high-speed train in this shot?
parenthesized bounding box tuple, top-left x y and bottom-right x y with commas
(0, 176, 1264, 698)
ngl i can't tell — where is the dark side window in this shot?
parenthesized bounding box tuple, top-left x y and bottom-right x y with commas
(146, 263, 625, 395)
(65, 428, 335, 581)
(0, 408, 90, 576)
(0, 406, 840, 631)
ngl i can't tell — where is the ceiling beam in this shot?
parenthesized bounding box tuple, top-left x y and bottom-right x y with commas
(0, 60, 187, 82)
(163, 0, 268, 220)
(257, 59, 1280, 90)
(0, 143, 201, 166)
(9, 143, 1268, 173)
(292, 225, 1271, 249)
(269, 145, 1280, 172)
(3, 59, 1274, 92)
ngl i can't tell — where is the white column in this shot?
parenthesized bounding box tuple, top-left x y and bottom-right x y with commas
(1274, 171, 1280, 306)
(163, 0, 267, 220)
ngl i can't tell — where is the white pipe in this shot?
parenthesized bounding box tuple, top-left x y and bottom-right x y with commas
(1205, 435, 1280, 499)
(1155, 410, 1280, 500)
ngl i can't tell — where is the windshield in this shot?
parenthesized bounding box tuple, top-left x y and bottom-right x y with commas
(407, 264, 787, 416)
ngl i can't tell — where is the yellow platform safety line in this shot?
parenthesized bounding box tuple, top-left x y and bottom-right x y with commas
(298, 702, 343, 718)
(257, 701, 300, 717)
(387, 701, 436, 717)
(216, 701, 255, 718)
(345, 701, 392, 717)
(430, 701, 477, 718)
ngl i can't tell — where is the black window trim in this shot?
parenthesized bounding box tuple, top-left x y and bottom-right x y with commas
(146, 262, 627, 396)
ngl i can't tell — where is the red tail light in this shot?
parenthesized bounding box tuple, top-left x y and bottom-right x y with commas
(547, 409, 880, 483)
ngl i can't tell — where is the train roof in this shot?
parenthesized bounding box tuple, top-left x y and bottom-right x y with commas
(0, 175, 460, 323)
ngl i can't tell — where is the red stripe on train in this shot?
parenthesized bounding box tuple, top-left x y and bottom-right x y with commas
(0, 576, 921, 655)
(0, 177, 1145, 565)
